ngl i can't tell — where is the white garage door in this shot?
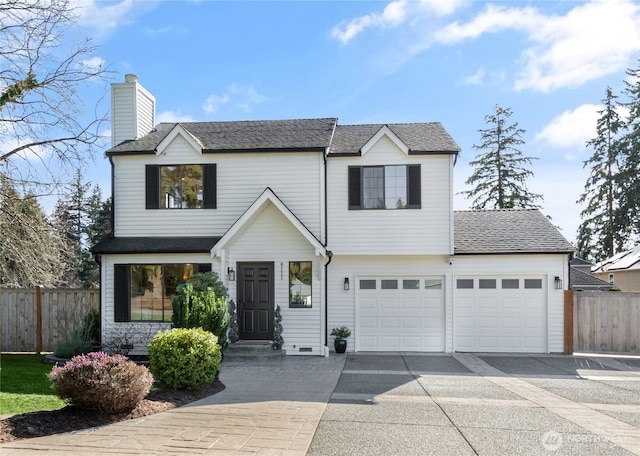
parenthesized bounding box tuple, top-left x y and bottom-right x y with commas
(357, 277, 445, 352)
(454, 276, 547, 353)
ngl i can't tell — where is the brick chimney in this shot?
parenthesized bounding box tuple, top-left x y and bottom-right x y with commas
(110, 74, 156, 147)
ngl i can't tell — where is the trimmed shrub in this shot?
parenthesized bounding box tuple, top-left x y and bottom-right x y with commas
(148, 327, 221, 390)
(172, 272, 230, 352)
(48, 352, 153, 413)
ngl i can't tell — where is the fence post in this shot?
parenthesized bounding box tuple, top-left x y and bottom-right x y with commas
(36, 286, 42, 354)
(564, 290, 574, 354)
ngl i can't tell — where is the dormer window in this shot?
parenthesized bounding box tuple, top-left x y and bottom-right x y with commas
(145, 164, 216, 209)
(348, 164, 421, 210)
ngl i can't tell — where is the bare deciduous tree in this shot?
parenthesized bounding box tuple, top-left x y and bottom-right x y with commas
(0, 0, 111, 194)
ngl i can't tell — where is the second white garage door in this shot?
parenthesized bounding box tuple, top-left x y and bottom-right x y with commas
(454, 276, 547, 353)
(357, 276, 445, 352)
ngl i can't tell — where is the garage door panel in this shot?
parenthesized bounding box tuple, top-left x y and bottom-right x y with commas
(455, 275, 546, 353)
(357, 277, 445, 352)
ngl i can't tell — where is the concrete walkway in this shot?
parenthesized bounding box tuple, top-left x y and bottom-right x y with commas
(2, 353, 640, 455)
(0, 356, 345, 455)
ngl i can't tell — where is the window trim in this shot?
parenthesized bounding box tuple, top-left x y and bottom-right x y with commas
(145, 164, 216, 210)
(348, 164, 421, 210)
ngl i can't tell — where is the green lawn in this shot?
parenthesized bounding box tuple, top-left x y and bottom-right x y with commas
(0, 354, 66, 416)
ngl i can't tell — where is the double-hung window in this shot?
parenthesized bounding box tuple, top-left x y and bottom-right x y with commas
(145, 164, 216, 209)
(349, 164, 421, 209)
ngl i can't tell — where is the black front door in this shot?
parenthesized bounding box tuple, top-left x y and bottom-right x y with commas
(238, 262, 274, 340)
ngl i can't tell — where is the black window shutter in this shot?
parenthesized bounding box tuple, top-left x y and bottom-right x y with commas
(348, 167, 362, 210)
(145, 165, 160, 209)
(114, 264, 130, 322)
(197, 263, 212, 273)
(407, 165, 421, 209)
(203, 164, 217, 209)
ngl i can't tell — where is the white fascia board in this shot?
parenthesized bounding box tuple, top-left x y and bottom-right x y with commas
(156, 124, 203, 155)
(360, 125, 409, 156)
(211, 188, 326, 258)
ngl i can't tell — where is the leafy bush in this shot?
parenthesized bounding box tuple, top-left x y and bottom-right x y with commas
(148, 327, 221, 390)
(48, 352, 153, 413)
(54, 307, 101, 358)
(172, 272, 229, 352)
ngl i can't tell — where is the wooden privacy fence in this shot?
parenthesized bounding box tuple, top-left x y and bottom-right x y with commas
(1, 287, 99, 353)
(573, 291, 640, 354)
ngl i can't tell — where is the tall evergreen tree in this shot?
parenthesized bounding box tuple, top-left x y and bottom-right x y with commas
(462, 104, 542, 209)
(79, 187, 112, 287)
(617, 61, 640, 245)
(577, 87, 626, 262)
(0, 179, 65, 287)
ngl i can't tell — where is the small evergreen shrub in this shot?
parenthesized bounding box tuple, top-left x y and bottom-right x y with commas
(48, 352, 153, 413)
(172, 272, 230, 352)
(148, 327, 221, 390)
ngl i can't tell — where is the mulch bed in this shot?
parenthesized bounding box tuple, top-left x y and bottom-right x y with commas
(0, 380, 225, 443)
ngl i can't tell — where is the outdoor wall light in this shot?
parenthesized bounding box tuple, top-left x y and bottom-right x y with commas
(554, 276, 562, 290)
(344, 277, 349, 291)
(227, 267, 236, 281)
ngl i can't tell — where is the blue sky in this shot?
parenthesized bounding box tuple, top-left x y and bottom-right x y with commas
(67, 0, 640, 245)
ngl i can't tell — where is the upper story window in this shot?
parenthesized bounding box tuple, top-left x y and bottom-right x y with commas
(145, 164, 216, 209)
(348, 164, 421, 210)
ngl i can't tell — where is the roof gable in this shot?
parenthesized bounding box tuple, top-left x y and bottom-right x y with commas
(361, 125, 409, 156)
(156, 124, 203, 155)
(211, 188, 326, 258)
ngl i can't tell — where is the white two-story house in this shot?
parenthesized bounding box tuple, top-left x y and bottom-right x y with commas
(94, 75, 574, 355)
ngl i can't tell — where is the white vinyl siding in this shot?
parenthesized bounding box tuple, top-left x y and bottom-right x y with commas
(112, 135, 323, 239)
(328, 135, 453, 255)
(224, 203, 322, 355)
(111, 80, 155, 147)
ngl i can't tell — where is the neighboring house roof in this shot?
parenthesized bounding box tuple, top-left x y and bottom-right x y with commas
(571, 257, 593, 267)
(593, 245, 640, 272)
(92, 237, 220, 254)
(570, 267, 613, 290)
(454, 209, 574, 254)
(107, 118, 338, 154)
(328, 123, 461, 156)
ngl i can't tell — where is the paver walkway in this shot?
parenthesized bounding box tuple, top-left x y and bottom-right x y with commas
(1, 356, 345, 455)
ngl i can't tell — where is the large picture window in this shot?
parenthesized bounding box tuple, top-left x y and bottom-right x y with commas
(146, 164, 216, 209)
(349, 164, 421, 210)
(289, 261, 312, 308)
(114, 263, 211, 322)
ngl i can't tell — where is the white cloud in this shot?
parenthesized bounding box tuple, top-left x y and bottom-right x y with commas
(157, 111, 196, 123)
(74, 0, 147, 36)
(202, 84, 267, 114)
(202, 94, 230, 114)
(535, 104, 600, 150)
(465, 68, 485, 85)
(81, 56, 105, 71)
(331, 0, 464, 44)
(436, 0, 640, 92)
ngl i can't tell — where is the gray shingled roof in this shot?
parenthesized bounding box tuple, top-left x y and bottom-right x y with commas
(107, 118, 338, 154)
(92, 237, 220, 254)
(328, 123, 460, 155)
(570, 267, 612, 289)
(454, 209, 574, 254)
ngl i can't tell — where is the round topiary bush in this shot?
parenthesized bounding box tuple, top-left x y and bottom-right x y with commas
(148, 327, 222, 390)
(48, 352, 153, 413)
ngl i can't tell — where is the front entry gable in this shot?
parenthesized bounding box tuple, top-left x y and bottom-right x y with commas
(211, 188, 326, 259)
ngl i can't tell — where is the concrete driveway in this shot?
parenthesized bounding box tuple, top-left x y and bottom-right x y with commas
(1, 352, 639, 455)
(308, 353, 640, 456)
